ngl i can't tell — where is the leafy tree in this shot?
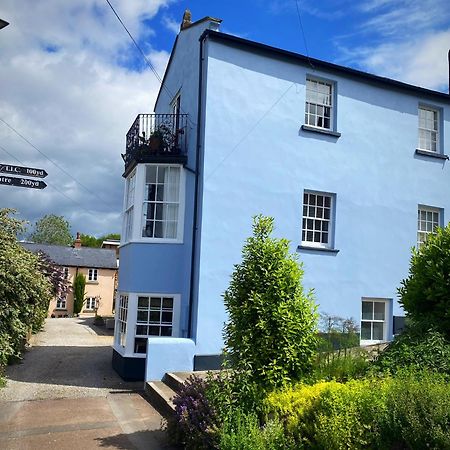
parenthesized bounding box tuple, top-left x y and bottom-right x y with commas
(223, 215, 318, 392)
(0, 209, 52, 366)
(30, 214, 72, 246)
(37, 251, 68, 298)
(80, 233, 120, 248)
(398, 223, 450, 338)
(73, 273, 86, 315)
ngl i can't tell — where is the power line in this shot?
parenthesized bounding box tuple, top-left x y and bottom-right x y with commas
(103, 0, 196, 126)
(0, 143, 94, 214)
(0, 117, 112, 206)
(295, 0, 314, 69)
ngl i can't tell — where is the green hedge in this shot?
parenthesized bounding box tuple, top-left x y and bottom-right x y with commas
(265, 370, 450, 450)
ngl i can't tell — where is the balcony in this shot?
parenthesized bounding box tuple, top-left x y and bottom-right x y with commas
(123, 113, 188, 176)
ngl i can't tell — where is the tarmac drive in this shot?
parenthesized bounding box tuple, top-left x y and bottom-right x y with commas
(0, 318, 173, 449)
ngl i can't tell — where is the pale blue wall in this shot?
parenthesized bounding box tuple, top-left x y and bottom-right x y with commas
(193, 38, 450, 355)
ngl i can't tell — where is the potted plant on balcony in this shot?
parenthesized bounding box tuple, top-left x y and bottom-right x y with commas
(148, 124, 173, 153)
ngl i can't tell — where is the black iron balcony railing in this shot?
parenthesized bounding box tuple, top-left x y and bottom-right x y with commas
(123, 113, 188, 173)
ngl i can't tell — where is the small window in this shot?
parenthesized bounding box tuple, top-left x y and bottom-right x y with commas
(418, 106, 439, 153)
(305, 78, 334, 130)
(123, 170, 136, 242)
(361, 299, 388, 343)
(63, 267, 69, 279)
(85, 297, 97, 310)
(115, 294, 128, 348)
(88, 268, 98, 282)
(417, 205, 441, 247)
(56, 297, 66, 309)
(302, 191, 335, 249)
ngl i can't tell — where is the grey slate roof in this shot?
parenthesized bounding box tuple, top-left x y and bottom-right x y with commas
(22, 243, 118, 270)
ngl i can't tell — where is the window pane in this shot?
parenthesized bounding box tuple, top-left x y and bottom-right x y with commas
(149, 311, 161, 323)
(136, 325, 147, 335)
(162, 297, 174, 308)
(374, 302, 385, 320)
(138, 297, 149, 308)
(146, 166, 157, 184)
(137, 311, 148, 322)
(361, 322, 371, 340)
(362, 302, 373, 320)
(373, 322, 384, 340)
(148, 326, 160, 336)
(150, 297, 161, 308)
(161, 311, 173, 323)
(134, 338, 147, 354)
(161, 326, 172, 337)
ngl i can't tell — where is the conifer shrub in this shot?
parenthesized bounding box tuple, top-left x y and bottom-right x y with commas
(223, 215, 318, 395)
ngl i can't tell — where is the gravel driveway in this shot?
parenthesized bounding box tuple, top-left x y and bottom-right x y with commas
(0, 318, 171, 449)
(0, 317, 142, 402)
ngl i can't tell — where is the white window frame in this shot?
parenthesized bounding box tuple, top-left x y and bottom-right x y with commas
(360, 298, 389, 345)
(302, 190, 335, 249)
(88, 268, 98, 282)
(305, 77, 335, 131)
(56, 297, 67, 309)
(133, 293, 181, 355)
(417, 205, 441, 248)
(115, 294, 128, 348)
(123, 169, 136, 243)
(63, 267, 69, 280)
(140, 164, 185, 243)
(418, 105, 440, 153)
(85, 297, 97, 311)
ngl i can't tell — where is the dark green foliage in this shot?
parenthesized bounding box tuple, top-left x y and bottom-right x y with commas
(29, 214, 73, 245)
(379, 370, 450, 450)
(223, 215, 318, 392)
(373, 326, 450, 375)
(0, 209, 52, 367)
(399, 223, 450, 338)
(73, 273, 86, 315)
(80, 233, 120, 248)
(167, 375, 220, 449)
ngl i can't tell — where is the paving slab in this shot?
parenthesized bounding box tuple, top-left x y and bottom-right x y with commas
(0, 318, 173, 449)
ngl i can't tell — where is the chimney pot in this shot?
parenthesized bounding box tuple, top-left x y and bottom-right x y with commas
(180, 9, 192, 30)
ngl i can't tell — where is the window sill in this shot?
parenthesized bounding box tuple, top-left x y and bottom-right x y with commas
(415, 149, 449, 160)
(86, 281, 99, 284)
(301, 125, 341, 138)
(297, 245, 339, 254)
(55, 308, 67, 311)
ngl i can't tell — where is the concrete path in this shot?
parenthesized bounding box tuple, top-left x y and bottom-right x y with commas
(0, 318, 173, 449)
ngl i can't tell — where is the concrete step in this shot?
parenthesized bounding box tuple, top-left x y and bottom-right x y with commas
(163, 372, 186, 393)
(144, 380, 176, 418)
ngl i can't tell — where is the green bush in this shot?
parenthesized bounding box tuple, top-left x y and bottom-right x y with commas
(0, 209, 52, 367)
(379, 370, 450, 450)
(399, 223, 450, 338)
(223, 215, 318, 395)
(265, 372, 450, 449)
(220, 408, 292, 450)
(373, 326, 450, 375)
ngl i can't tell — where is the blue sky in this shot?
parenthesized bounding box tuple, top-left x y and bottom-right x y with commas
(0, 0, 449, 238)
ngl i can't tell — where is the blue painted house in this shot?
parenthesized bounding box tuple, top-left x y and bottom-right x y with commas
(113, 11, 450, 380)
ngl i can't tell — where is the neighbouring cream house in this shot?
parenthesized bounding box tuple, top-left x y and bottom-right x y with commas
(23, 235, 118, 318)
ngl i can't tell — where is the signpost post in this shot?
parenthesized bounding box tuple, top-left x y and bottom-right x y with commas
(0, 164, 48, 190)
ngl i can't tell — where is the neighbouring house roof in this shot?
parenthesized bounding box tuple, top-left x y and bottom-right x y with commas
(22, 243, 118, 269)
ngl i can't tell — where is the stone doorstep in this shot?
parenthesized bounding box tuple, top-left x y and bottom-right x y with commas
(144, 370, 220, 418)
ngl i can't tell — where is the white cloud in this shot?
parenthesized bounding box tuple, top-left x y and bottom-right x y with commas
(335, 0, 450, 91)
(0, 0, 173, 237)
(162, 15, 180, 34)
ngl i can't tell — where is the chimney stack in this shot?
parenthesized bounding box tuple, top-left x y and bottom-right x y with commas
(74, 232, 82, 249)
(180, 9, 192, 30)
